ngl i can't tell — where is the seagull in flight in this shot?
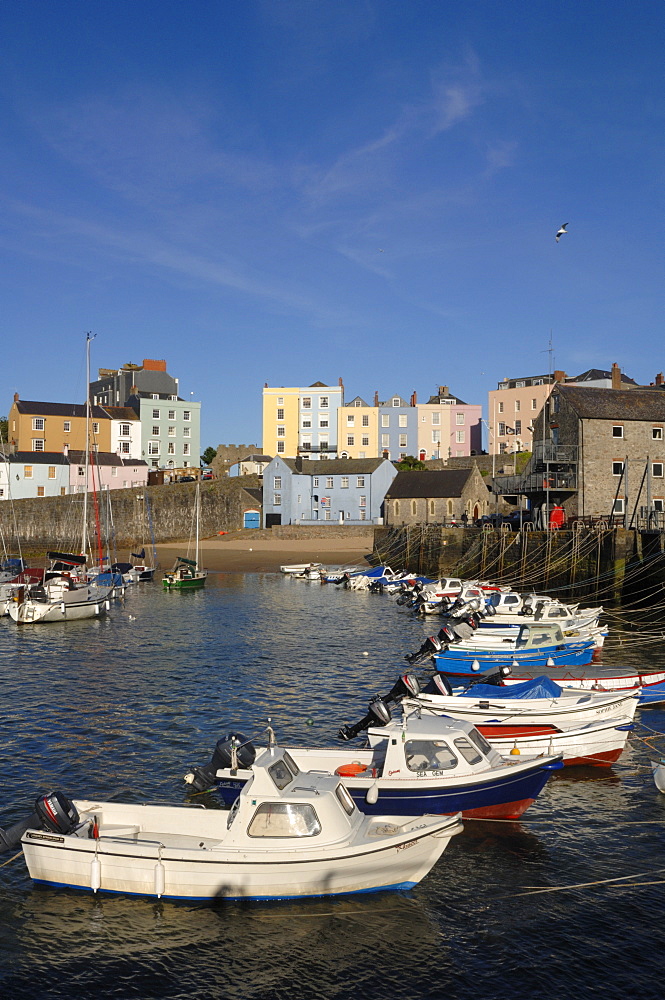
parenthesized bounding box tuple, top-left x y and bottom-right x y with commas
(555, 223, 568, 242)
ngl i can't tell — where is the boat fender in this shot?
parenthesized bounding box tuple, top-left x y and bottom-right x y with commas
(154, 859, 165, 898)
(366, 782, 379, 805)
(90, 855, 101, 893)
(510, 746, 521, 755)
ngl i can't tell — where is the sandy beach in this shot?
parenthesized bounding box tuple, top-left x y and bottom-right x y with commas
(153, 532, 375, 573)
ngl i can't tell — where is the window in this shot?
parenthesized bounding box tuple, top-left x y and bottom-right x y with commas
(277, 441, 285, 453)
(324, 509, 331, 520)
(274, 477, 282, 489)
(277, 397, 284, 405)
(24, 465, 33, 479)
(120, 423, 130, 436)
(654, 499, 665, 512)
(412, 500, 417, 515)
(432, 413, 441, 426)
(653, 464, 664, 478)
(247, 802, 321, 838)
(320, 396, 329, 408)
(362, 436, 369, 446)
(37, 486, 45, 497)
(498, 402, 504, 413)
(362, 415, 369, 426)
(392, 398, 400, 407)
(347, 415, 355, 426)
(274, 493, 282, 505)
(152, 409, 160, 419)
(277, 426, 285, 437)
(152, 394, 159, 400)
(515, 381, 525, 388)
(498, 422, 506, 435)
(60, 487, 66, 496)
(399, 415, 407, 427)
(394, 501, 400, 516)
(32, 418, 45, 431)
(454, 738, 483, 765)
(399, 434, 407, 447)
(111, 466, 117, 476)
(432, 430, 441, 444)
(514, 420, 522, 435)
(341, 477, 349, 488)
(515, 400, 521, 412)
(456, 413, 464, 424)
(430, 500, 435, 515)
(167, 425, 175, 437)
(183, 427, 190, 437)
(357, 477, 365, 488)
(302, 419, 311, 429)
(319, 439, 328, 452)
(92, 422, 99, 434)
(48, 466, 56, 479)
(612, 425, 623, 438)
(347, 436, 355, 446)
(183, 411, 190, 421)
(319, 419, 328, 428)
(359, 495, 366, 507)
(326, 477, 333, 488)
(77, 465, 85, 477)
(121, 441, 130, 454)
(381, 434, 390, 447)
(63, 421, 71, 432)
(302, 397, 311, 409)
(653, 427, 663, 440)
(148, 442, 160, 456)
(152, 425, 160, 436)
(168, 410, 176, 420)
(183, 443, 190, 456)
(456, 430, 465, 443)
(531, 398, 537, 410)
(277, 408, 284, 420)
(405, 739, 457, 772)
(613, 498, 625, 514)
(613, 462, 624, 476)
(336, 784, 356, 815)
(32, 439, 45, 451)
(167, 442, 175, 454)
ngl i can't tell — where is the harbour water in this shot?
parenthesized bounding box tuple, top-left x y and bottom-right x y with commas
(1, 573, 665, 1000)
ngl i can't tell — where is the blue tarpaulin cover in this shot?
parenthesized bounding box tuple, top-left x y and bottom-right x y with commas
(459, 676, 563, 699)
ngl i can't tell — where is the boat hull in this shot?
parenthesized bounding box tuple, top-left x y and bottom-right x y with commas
(22, 816, 461, 902)
(433, 642, 595, 675)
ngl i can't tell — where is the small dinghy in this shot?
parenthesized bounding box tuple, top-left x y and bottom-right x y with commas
(1, 749, 462, 902)
(652, 760, 665, 793)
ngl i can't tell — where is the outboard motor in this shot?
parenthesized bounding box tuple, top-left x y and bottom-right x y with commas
(0, 791, 79, 853)
(338, 697, 392, 742)
(404, 634, 442, 664)
(382, 673, 421, 704)
(422, 674, 454, 696)
(437, 624, 458, 644)
(184, 732, 256, 792)
(466, 665, 512, 688)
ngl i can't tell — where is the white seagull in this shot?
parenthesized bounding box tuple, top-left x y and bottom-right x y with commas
(555, 223, 568, 242)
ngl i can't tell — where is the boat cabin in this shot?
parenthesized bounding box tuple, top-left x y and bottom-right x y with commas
(514, 623, 566, 649)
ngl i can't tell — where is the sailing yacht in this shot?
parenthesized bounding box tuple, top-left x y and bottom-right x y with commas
(162, 483, 207, 590)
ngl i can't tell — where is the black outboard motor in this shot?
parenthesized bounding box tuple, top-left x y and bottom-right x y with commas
(422, 674, 454, 696)
(382, 673, 421, 704)
(437, 624, 458, 644)
(184, 732, 256, 792)
(404, 634, 442, 664)
(466, 665, 512, 688)
(338, 697, 392, 742)
(0, 791, 79, 853)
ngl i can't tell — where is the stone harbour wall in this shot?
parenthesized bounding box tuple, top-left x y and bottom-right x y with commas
(0, 476, 262, 554)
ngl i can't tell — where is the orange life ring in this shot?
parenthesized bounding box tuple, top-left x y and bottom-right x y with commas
(335, 762, 369, 777)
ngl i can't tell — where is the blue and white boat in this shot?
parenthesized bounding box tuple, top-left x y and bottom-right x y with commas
(186, 700, 563, 821)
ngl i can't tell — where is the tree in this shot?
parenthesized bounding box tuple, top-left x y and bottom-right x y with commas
(396, 455, 426, 471)
(0, 415, 7, 443)
(201, 446, 217, 466)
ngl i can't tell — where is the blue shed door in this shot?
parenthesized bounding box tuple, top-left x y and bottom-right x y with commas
(244, 510, 260, 529)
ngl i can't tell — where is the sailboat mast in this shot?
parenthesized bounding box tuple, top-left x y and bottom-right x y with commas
(82, 332, 91, 557)
(195, 483, 200, 569)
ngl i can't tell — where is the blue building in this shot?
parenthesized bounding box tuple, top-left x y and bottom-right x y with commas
(262, 457, 397, 527)
(377, 393, 418, 460)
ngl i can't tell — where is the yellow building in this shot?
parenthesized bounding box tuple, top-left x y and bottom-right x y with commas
(262, 381, 344, 459)
(7, 395, 113, 454)
(338, 397, 379, 458)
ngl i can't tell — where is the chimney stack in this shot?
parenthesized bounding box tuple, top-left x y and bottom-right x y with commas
(13, 392, 19, 403)
(410, 390, 417, 407)
(553, 370, 566, 383)
(656, 373, 664, 386)
(374, 390, 379, 407)
(611, 362, 622, 390)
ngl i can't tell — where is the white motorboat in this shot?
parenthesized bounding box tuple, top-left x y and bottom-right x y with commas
(280, 562, 324, 575)
(9, 748, 463, 902)
(7, 575, 112, 623)
(189, 688, 562, 821)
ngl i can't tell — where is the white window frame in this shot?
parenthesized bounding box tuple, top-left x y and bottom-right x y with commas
(612, 425, 624, 438)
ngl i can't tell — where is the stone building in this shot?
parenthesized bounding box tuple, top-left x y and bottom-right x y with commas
(384, 465, 490, 526)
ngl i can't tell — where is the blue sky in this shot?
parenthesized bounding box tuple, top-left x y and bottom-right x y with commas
(1, 1, 662, 453)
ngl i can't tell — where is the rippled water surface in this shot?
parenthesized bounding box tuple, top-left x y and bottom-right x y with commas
(1, 573, 665, 1000)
